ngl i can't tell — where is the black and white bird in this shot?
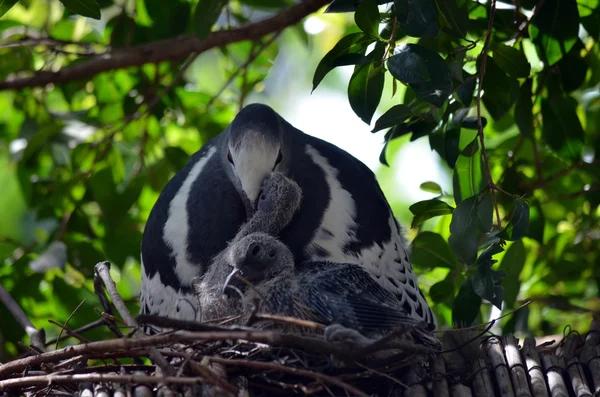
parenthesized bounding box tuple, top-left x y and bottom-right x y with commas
(140, 103, 436, 328)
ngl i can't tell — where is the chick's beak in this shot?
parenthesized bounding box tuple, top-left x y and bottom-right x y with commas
(222, 268, 240, 295)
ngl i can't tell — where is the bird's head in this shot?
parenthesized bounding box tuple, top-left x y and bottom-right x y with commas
(222, 232, 293, 294)
(224, 104, 290, 217)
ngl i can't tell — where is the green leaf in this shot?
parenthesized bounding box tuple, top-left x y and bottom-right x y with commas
(420, 181, 442, 194)
(477, 193, 493, 233)
(409, 199, 454, 228)
(59, 0, 101, 19)
(313, 34, 373, 91)
(473, 243, 505, 309)
(452, 278, 482, 327)
(526, 199, 545, 244)
(557, 40, 588, 92)
(387, 44, 452, 107)
(354, 0, 380, 38)
(371, 104, 413, 132)
(444, 128, 460, 168)
(348, 62, 385, 124)
(453, 140, 485, 203)
(500, 240, 526, 307)
(0, 0, 18, 18)
(394, 0, 438, 38)
(193, 0, 226, 39)
(498, 199, 530, 241)
(541, 96, 585, 161)
(430, 278, 454, 303)
(481, 57, 519, 120)
(411, 231, 458, 269)
(387, 50, 431, 84)
(449, 195, 479, 264)
(492, 44, 531, 78)
(515, 79, 534, 138)
(436, 0, 469, 38)
(529, 0, 579, 65)
(461, 116, 487, 130)
(456, 77, 475, 106)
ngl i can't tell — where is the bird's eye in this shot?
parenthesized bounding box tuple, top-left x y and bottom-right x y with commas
(227, 151, 234, 165)
(275, 150, 283, 165)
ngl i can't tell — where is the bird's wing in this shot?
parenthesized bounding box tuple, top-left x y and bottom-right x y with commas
(300, 263, 419, 331)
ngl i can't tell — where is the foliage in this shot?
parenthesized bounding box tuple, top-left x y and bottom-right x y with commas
(0, 0, 598, 359)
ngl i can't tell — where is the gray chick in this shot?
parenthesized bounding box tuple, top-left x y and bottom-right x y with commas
(193, 172, 303, 323)
(222, 233, 425, 336)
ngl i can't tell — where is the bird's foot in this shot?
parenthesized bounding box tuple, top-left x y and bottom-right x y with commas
(324, 324, 373, 350)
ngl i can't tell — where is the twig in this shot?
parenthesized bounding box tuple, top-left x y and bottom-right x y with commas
(54, 299, 86, 350)
(208, 357, 371, 397)
(475, 0, 500, 227)
(253, 313, 325, 330)
(0, 0, 330, 91)
(45, 319, 106, 347)
(0, 329, 359, 378)
(47, 320, 91, 345)
(0, 373, 209, 391)
(93, 262, 174, 375)
(206, 31, 281, 108)
(0, 284, 45, 352)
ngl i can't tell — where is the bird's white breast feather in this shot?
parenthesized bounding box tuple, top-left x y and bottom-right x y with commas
(304, 145, 359, 262)
(140, 262, 199, 327)
(163, 146, 217, 284)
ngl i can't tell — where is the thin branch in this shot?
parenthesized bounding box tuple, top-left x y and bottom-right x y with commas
(0, 0, 329, 91)
(475, 0, 500, 227)
(54, 299, 86, 350)
(206, 31, 281, 108)
(0, 284, 46, 352)
(0, 329, 358, 378)
(0, 373, 209, 392)
(208, 357, 371, 397)
(93, 262, 174, 375)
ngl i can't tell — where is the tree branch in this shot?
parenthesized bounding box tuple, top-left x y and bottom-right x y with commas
(0, 0, 329, 91)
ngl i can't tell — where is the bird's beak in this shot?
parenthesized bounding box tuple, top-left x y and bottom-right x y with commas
(222, 268, 240, 295)
(241, 189, 264, 219)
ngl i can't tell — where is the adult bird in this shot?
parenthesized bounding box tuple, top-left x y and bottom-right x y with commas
(140, 103, 436, 329)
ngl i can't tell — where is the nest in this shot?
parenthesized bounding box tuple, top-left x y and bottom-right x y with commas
(0, 262, 598, 397)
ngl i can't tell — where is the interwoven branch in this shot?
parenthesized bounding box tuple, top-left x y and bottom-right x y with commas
(0, 0, 329, 91)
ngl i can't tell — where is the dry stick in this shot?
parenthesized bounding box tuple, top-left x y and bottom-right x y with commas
(207, 356, 370, 397)
(94, 262, 174, 376)
(484, 337, 515, 397)
(502, 335, 532, 397)
(0, 283, 46, 352)
(521, 337, 550, 397)
(581, 317, 600, 396)
(54, 299, 87, 350)
(470, 358, 496, 397)
(0, 373, 209, 391)
(0, 329, 353, 378)
(405, 384, 428, 397)
(451, 384, 473, 397)
(252, 313, 325, 330)
(431, 355, 449, 397)
(0, 0, 330, 91)
(556, 334, 592, 397)
(475, 0, 501, 227)
(541, 354, 568, 397)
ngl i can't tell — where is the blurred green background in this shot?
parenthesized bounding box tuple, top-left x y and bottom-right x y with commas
(0, 0, 598, 360)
